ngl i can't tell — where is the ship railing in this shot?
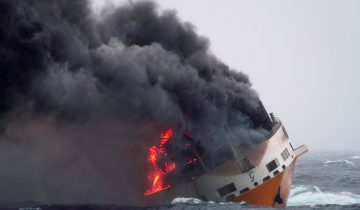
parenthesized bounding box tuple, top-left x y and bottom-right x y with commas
(293, 145, 309, 157)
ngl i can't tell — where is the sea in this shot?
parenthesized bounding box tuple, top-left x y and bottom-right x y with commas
(1, 151, 360, 210)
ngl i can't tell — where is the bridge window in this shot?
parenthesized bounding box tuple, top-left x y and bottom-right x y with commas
(281, 148, 290, 161)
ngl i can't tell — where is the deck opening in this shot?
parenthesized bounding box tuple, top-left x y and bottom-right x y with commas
(217, 183, 237, 197)
(266, 158, 279, 172)
(263, 176, 271, 182)
(226, 194, 235, 202)
(240, 187, 250, 194)
(200, 195, 208, 202)
(273, 170, 279, 176)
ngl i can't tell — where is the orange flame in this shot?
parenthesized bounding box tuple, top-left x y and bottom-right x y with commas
(144, 129, 176, 196)
(160, 129, 173, 147)
(186, 158, 197, 165)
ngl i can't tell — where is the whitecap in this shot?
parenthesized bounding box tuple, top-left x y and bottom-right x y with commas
(171, 197, 247, 205)
(288, 185, 360, 206)
(351, 156, 360, 159)
(323, 159, 355, 167)
(171, 197, 203, 204)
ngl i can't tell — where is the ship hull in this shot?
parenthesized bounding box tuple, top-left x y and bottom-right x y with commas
(234, 158, 297, 207)
(189, 122, 308, 207)
(146, 122, 308, 208)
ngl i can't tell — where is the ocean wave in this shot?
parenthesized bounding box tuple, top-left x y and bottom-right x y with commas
(171, 198, 204, 204)
(288, 185, 360, 206)
(323, 159, 356, 167)
(170, 198, 251, 209)
(171, 197, 247, 206)
(351, 156, 360, 159)
(335, 176, 360, 184)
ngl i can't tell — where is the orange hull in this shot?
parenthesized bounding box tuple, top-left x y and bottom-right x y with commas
(234, 159, 297, 207)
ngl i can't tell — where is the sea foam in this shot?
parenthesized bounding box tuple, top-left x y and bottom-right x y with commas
(171, 198, 204, 204)
(288, 185, 360, 206)
(323, 159, 356, 167)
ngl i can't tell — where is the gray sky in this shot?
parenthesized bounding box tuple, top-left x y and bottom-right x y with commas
(92, 0, 360, 151)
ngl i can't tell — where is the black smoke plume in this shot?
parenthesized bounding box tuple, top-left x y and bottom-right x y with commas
(0, 0, 269, 205)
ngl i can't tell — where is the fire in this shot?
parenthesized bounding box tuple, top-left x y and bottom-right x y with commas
(144, 129, 176, 196)
(165, 161, 176, 172)
(186, 158, 197, 165)
(149, 146, 157, 166)
(160, 129, 173, 147)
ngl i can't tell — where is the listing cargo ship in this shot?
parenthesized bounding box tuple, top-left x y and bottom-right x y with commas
(144, 101, 308, 208)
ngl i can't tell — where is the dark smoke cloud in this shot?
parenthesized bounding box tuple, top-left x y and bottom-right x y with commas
(0, 0, 268, 205)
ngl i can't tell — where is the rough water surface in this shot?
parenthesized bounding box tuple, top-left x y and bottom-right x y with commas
(2, 151, 360, 210)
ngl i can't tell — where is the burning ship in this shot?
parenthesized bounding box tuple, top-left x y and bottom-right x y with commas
(143, 101, 308, 208)
(1, 0, 308, 206)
